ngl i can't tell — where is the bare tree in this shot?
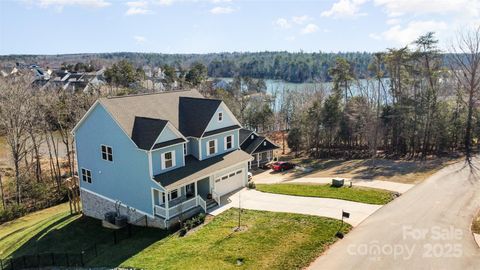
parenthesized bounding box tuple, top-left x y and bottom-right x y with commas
(0, 76, 34, 204)
(450, 26, 480, 162)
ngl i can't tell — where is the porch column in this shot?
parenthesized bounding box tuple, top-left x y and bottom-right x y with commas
(165, 190, 169, 220)
(194, 181, 198, 196)
(257, 153, 260, 167)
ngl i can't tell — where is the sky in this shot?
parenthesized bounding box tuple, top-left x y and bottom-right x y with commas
(0, 0, 479, 55)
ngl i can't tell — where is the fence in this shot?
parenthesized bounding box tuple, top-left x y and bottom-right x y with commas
(0, 215, 148, 270)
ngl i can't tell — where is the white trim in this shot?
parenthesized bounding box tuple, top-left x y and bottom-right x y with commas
(198, 138, 202, 161)
(150, 141, 186, 152)
(81, 187, 155, 218)
(149, 122, 188, 151)
(72, 101, 148, 153)
(71, 100, 100, 134)
(201, 127, 241, 139)
(100, 144, 114, 162)
(200, 102, 242, 137)
(148, 151, 153, 177)
(217, 111, 223, 123)
(224, 135, 234, 151)
(161, 150, 176, 170)
(207, 139, 217, 156)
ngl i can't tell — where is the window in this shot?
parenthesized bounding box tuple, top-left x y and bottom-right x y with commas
(236, 170, 242, 175)
(184, 143, 187, 155)
(225, 135, 233, 150)
(169, 189, 179, 200)
(207, 140, 217, 155)
(229, 173, 235, 177)
(81, 168, 92, 183)
(162, 151, 175, 169)
(215, 178, 220, 183)
(263, 141, 267, 146)
(251, 134, 254, 139)
(218, 112, 223, 122)
(222, 175, 228, 180)
(101, 145, 113, 162)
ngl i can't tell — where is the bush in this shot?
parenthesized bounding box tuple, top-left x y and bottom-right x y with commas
(197, 213, 206, 224)
(0, 204, 27, 223)
(184, 219, 195, 230)
(248, 181, 256, 189)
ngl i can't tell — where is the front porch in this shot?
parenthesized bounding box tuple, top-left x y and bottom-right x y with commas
(152, 177, 220, 220)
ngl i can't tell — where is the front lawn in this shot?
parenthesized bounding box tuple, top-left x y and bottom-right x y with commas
(0, 203, 350, 269)
(256, 183, 395, 205)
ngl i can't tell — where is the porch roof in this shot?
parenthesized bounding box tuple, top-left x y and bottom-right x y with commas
(154, 150, 252, 190)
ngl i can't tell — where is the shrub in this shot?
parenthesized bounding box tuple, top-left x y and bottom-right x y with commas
(248, 181, 256, 189)
(0, 204, 27, 223)
(197, 213, 206, 224)
(184, 219, 195, 230)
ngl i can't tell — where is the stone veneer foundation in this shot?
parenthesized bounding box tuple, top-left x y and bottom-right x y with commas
(80, 189, 165, 229)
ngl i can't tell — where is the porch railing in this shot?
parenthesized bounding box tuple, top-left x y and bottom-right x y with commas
(154, 196, 199, 219)
(197, 196, 207, 212)
(211, 190, 221, 205)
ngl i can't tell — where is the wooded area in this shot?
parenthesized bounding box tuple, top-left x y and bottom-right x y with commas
(0, 28, 478, 223)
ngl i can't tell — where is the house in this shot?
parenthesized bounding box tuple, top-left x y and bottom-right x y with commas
(72, 89, 253, 228)
(239, 129, 279, 169)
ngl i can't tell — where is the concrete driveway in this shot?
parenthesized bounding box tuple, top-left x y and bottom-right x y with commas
(208, 189, 382, 226)
(308, 158, 480, 270)
(252, 170, 414, 194)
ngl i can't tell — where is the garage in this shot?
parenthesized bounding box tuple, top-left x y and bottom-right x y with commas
(214, 168, 245, 196)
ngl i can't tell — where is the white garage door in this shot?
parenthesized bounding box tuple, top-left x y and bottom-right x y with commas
(214, 169, 245, 196)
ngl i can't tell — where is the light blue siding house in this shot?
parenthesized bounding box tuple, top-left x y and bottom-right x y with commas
(72, 90, 252, 228)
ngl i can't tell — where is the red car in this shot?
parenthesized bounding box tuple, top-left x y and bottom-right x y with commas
(271, 161, 295, 172)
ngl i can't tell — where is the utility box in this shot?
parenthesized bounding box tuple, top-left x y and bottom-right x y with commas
(332, 178, 345, 187)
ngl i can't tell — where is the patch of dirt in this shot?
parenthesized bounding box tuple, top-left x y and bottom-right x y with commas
(472, 210, 480, 235)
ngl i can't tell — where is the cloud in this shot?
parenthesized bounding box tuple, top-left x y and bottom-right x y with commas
(274, 18, 292, 29)
(386, 18, 400, 25)
(210, 0, 232, 3)
(285, 36, 296, 42)
(125, 1, 152, 15)
(133, 35, 147, 44)
(372, 20, 448, 45)
(321, 0, 368, 18)
(35, 0, 111, 9)
(210, 6, 234, 14)
(292, 15, 311, 25)
(301, 23, 319, 34)
(373, 0, 480, 18)
(156, 0, 175, 5)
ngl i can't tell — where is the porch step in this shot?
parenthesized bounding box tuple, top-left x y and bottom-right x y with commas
(206, 199, 218, 210)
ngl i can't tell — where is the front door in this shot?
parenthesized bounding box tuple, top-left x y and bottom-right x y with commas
(186, 183, 195, 198)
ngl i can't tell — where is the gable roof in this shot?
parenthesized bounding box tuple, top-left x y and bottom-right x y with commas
(239, 128, 279, 154)
(179, 97, 222, 137)
(131, 117, 168, 150)
(99, 90, 204, 140)
(239, 128, 254, 144)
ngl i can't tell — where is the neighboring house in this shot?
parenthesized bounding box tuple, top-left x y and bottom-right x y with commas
(72, 89, 252, 228)
(239, 129, 279, 169)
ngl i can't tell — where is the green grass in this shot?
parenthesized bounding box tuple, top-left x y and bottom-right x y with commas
(122, 209, 350, 270)
(256, 183, 395, 205)
(0, 203, 350, 269)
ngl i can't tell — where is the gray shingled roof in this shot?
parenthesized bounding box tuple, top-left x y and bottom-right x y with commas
(179, 97, 222, 137)
(243, 137, 265, 154)
(98, 90, 226, 150)
(131, 117, 168, 150)
(99, 89, 204, 138)
(154, 150, 252, 189)
(239, 128, 254, 144)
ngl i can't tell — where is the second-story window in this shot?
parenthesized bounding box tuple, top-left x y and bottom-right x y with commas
(218, 112, 223, 122)
(225, 135, 233, 150)
(162, 151, 175, 169)
(101, 145, 113, 162)
(81, 168, 92, 183)
(207, 139, 217, 155)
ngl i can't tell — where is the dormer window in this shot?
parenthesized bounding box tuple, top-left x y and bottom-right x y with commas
(162, 151, 176, 169)
(251, 134, 254, 139)
(207, 139, 217, 155)
(218, 112, 223, 122)
(225, 135, 233, 150)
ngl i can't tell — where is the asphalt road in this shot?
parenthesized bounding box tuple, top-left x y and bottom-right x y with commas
(309, 158, 480, 270)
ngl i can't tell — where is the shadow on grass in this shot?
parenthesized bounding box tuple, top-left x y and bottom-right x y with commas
(8, 214, 171, 268)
